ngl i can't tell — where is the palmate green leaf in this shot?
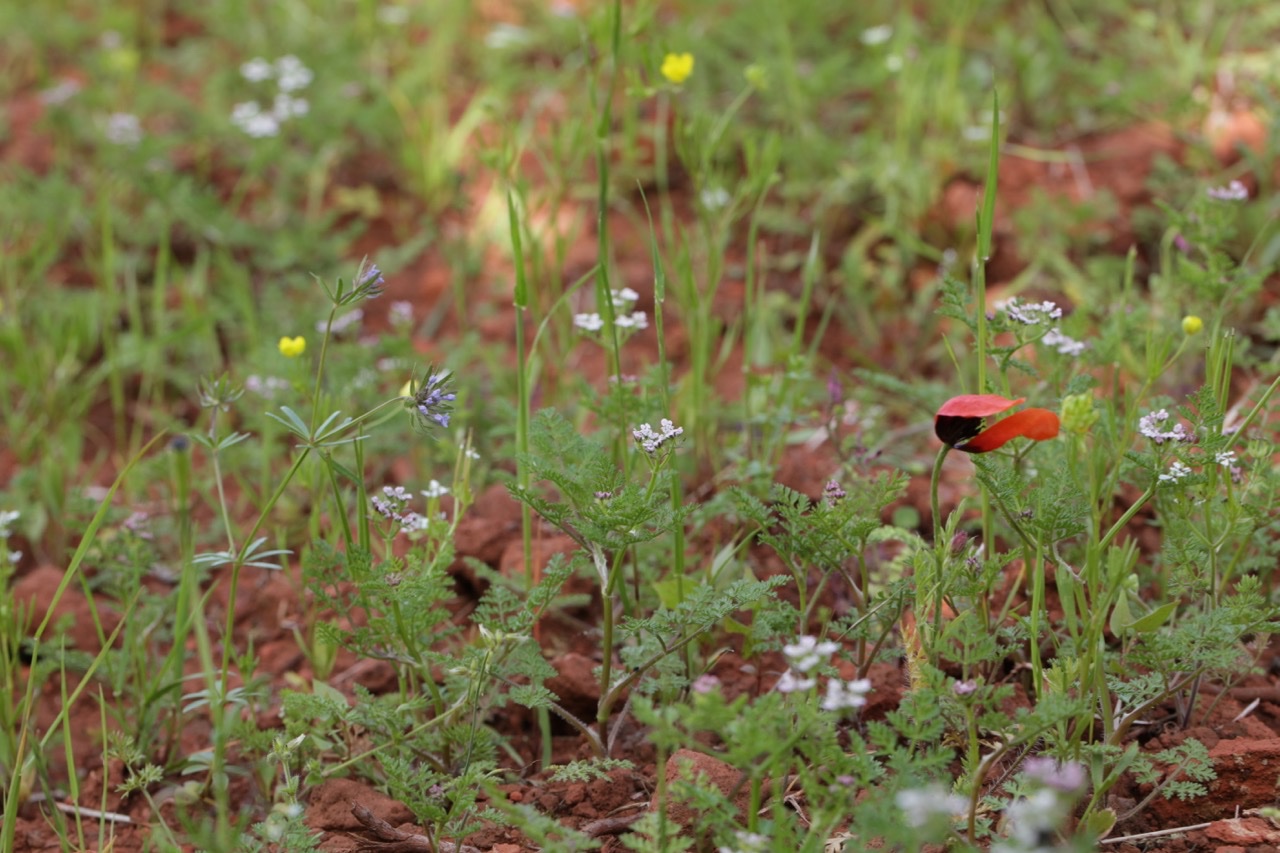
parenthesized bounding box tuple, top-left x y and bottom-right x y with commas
(508, 683, 556, 710)
(187, 430, 250, 453)
(192, 536, 291, 570)
(620, 577, 785, 641)
(266, 405, 309, 436)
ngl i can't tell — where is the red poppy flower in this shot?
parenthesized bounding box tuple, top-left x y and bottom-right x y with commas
(935, 394, 1060, 454)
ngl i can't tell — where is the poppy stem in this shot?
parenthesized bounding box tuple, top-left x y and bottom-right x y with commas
(930, 445, 950, 545)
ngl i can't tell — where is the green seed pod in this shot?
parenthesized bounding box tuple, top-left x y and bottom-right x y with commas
(1060, 393, 1099, 435)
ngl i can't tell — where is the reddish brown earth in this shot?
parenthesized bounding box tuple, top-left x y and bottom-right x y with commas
(5, 16, 1280, 853)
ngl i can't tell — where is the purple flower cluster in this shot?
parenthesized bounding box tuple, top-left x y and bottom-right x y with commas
(412, 369, 456, 431)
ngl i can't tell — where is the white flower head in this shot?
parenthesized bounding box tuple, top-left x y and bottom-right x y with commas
(231, 101, 280, 138)
(389, 301, 413, 327)
(896, 786, 969, 828)
(1214, 450, 1237, 467)
(718, 830, 770, 853)
(700, 186, 732, 210)
(1042, 327, 1085, 356)
(274, 55, 313, 92)
(632, 419, 684, 455)
(1003, 788, 1067, 847)
(484, 23, 531, 50)
(1158, 460, 1192, 484)
(240, 57, 273, 82)
(573, 312, 604, 332)
(104, 113, 143, 146)
(245, 375, 289, 399)
(821, 678, 872, 711)
(272, 93, 309, 120)
(774, 669, 815, 694)
(861, 24, 893, 45)
(1021, 757, 1087, 793)
(783, 635, 839, 672)
(421, 480, 449, 499)
(376, 5, 411, 25)
(611, 287, 639, 308)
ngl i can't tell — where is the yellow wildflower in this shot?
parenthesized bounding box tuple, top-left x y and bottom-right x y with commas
(660, 52, 694, 85)
(278, 336, 307, 358)
(1181, 315, 1203, 335)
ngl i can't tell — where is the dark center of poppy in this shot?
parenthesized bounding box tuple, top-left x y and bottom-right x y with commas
(934, 414, 985, 447)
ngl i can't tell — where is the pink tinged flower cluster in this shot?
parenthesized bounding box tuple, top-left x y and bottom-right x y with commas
(1207, 180, 1248, 201)
(999, 298, 1063, 326)
(1021, 757, 1087, 793)
(633, 419, 684, 454)
(370, 485, 436, 533)
(1138, 409, 1194, 444)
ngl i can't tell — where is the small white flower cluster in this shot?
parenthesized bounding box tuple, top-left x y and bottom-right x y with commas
(614, 284, 648, 328)
(1021, 757, 1086, 793)
(232, 55, 313, 138)
(633, 418, 683, 455)
(821, 677, 872, 711)
(104, 113, 143, 146)
(993, 789, 1068, 853)
(370, 484, 448, 533)
(40, 78, 82, 106)
(421, 479, 449, 499)
(389, 301, 414, 328)
(484, 22, 530, 50)
(573, 288, 648, 333)
(895, 785, 969, 828)
(700, 186, 731, 211)
(1158, 460, 1192, 483)
(376, 5, 410, 25)
(1214, 450, 1236, 467)
(999, 298, 1063, 326)
(775, 635, 872, 711)
(861, 24, 893, 45)
(783, 635, 838, 674)
(0, 511, 20, 536)
(1137, 409, 1194, 444)
(718, 831, 770, 853)
(1041, 327, 1085, 356)
(989, 758, 1087, 853)
(1207, 179, 1248, 202)
(776, 635, 837, 692)
(245, 374, 290, 399)
(0, 509, 21, 565)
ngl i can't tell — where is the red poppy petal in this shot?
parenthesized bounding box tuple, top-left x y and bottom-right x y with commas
(959, 408, 1060, 453)
(936, 394, 1025, 418)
